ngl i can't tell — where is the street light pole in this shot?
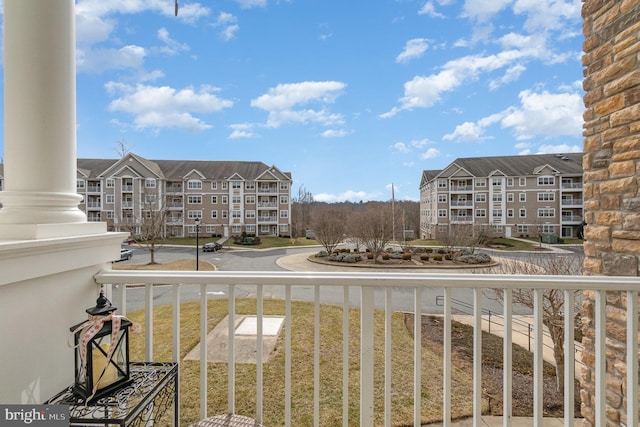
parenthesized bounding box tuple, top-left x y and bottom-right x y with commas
(195, 217, 200, 271)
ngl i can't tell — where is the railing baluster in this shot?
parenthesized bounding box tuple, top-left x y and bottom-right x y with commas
(361, 285, 375, 427)
(228, 285, 236, 414)
(145, 283, 153, 362)
(284, 285, 292, 427)
(503, 288, 512, 427)
(314, 285, 321, 427)
(343, 286, 350, 427)
(533, 289, 543, 426)
(384, 287, 392, 427)
(172, 284, 181, 427)
(595, 290, 606, 427)
(256, 284, 264, 423)
(564, 290, 575, 426)
(414, 286, 422, 427)
(443, 288, 452, 427)
(200, 283, 208, 421)
(473, 288, 482, 427)
(627, 291, 638, 427)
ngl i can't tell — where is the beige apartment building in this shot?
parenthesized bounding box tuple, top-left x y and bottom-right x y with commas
(34, 152, 293, 239)
(419, 153, 584, 241)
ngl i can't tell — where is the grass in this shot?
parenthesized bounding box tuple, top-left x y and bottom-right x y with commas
(125, 297, 477, 426)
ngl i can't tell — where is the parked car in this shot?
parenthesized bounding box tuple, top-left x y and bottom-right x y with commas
(202, 242, 222, 252)
(115, 248, 133, 262)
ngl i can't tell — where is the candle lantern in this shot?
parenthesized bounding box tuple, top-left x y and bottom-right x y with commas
(70, 289, 132, 402)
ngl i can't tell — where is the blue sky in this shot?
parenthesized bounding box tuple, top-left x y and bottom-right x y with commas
(2, 0, 585, 202)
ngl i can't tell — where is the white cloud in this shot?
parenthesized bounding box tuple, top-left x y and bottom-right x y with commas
(513, 0, 581, 32)
(314, 190, 380, 203)
(156, 28, 190, 55)
(251, 81, 346, 128)
(229, 124, 259, 139)
(392, 142, 411, 153)
(418, 2, 445, 18)
(443, 121, 485, 141)
(77, 45, 147, 73)
(411, 138, 431, 148)
(489, 64, 526, 90)
(536, 144, 582, 154)
(105, 82, 233, 131)
(421, 148, 441, 159)
(396, 38, 429, 63)
(500, 89, 583, 140)
(322, 129, 347, 138)
(462, 0, 513, 23)
(214, 12, 240, 41)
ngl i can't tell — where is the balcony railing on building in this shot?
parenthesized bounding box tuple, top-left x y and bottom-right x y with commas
(561, 182, 583, 189)
(561, 199, 583, 207)
(95, 270, 640, 427)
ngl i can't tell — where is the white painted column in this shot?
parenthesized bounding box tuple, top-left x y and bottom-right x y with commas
(0, 0, 94, 237)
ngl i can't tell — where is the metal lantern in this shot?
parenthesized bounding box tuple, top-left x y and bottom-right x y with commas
(70, 289, 132, 402)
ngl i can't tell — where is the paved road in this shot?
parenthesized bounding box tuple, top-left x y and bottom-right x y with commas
(115, 244, 575, 315)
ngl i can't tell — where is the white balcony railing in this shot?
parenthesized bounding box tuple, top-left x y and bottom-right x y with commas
(94, 270, 640, 427)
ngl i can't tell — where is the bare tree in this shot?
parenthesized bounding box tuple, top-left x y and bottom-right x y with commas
(312, 208, 345, 254)
(115, 139, 132, 159)
(483, 252, 585, 392)
(291, 185, 314, 238)
(120, 189, 169, 264)
(438, 223, 486, 256)
(353, 203, 394, 264)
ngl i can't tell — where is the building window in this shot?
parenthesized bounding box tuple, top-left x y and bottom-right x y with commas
(476, 209, 486, 217)
(246, 224, 256, 233)
(211, 196, 218, 204)
(507, 209, 514, 218)
(232, 196, 241, 204)
(475, 194, 486, 203)
(106, 211, 115, 219)
(438, 209, 447, 217)
(246, 210, 255, 218)
(493, 225, 504, 233)
(438, 225, 447, 232)
(519, 177, 526, 186)
(537, 192, 555, 202)
(537, 176, 555, 186)
(232, 225, 242, 233)
(232, 181, 242, 189)
(517, 225, 528, 233)
(280, 210, 288, 218)
(187, 210, 202, 219)
(280, 224, 289, 233)
(280, 182, 288, 190)
(492, 193, 502, 202)
(246, 195, 255, 204)
(232, 210, 241, 219)
(211, 182, 218, 190)
(222, 182, 228, 190)
(438, 179, 447, 188)
(491, 178, 502, 186)
(188, 195, 202, 204)
(246, 182, 255, 190)
(438, 194, 447, 203)
(507, 178, 514, 187)
(537, 208, 555, 218)
(106, 178, 115, 188)
(106, 194, 115, 204)
(188, 180, 202, 190)
(507, 193, 514, 202)
(519, 193, 526, 202)
(145, 178, 156, 188)
(519, 208, 526, 218)
(280, 196, 289, 204)
(261, 225, 270, 233)
(77, 179, 85, 189)
(492, 209, 503, 217)
(144, 194, 156, 204)
(222, 196, 228, 204)
(222, 210, 228, 219)
(475, 179, 486, 187)
(211, 210, 218, 219)
(541, 225, 554, 233)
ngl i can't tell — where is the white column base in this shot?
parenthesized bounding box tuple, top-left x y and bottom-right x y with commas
(0, 190, 86, 227)
(0, 222, 107, 240)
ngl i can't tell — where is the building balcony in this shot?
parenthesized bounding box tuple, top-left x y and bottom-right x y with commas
(257, 216, 278, 223)
(258, 202, 278, 208)
(562, 216, 583, 224)
(450, 217, 473, 224)
(167, 217, 184, 225)
(166, 185, 184, 194)
(166, 203, 184, 209)
(450, 185, 473, 192)
(450, 200, 473, 207)
(257, 187, 278, 194)
(87, 185, 101, 193)
(561, 182, 583, 189)
(86, 201, 101, 209)
(561, 199, 583, 207)
(94, 270, 640, 426)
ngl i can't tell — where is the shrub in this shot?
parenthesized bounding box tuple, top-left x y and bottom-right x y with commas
(253, 236, 261, 245)
(457, 253, 491, 264)
(402, 253, 412, 261)
(366, 252, 374, 259)
(317, 250, 328, 257)
(420, 254, 430, 261)
(381, 252, 390, 260)
(437, 248, 446, 254)
(444, 253, 452, 260)
(433, 254, 443, 261)
(425, 248, 433, 253)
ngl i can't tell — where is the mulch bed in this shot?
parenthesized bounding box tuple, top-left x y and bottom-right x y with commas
(405, 314, 582, 418)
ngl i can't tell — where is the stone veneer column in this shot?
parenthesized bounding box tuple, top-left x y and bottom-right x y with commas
(0, 0, 96, 237)
(581, 0, 640, 425)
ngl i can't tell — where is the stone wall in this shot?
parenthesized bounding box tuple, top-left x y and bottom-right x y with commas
(581, 0, 640, 425)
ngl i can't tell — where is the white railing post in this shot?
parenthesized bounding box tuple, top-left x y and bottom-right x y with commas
(627, 291, 638, 427)
(533, 289, 543, 425)
(145, 284, 153, 362)
(564, 290, 575, 426)
(414, 287, 422, 427)
(256, 285, 264, 423)
(343, 286, 350, 427)
(595, 290, 606, 427)
(228, 285, 236, 415)
(200, 284, 208, 421)
(384, 287, 392, 427)
(503, 288, 512, 427)
(314, 285, 321, 427)
(443, 288, 452, 427)
(361, 286, 375, 427)
(473, 288, 482, 427)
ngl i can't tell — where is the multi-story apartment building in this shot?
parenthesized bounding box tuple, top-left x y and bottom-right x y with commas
(419, 153, 584, 240)
(70, 153, 292, 238)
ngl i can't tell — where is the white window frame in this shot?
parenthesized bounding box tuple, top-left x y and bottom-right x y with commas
(145, 178, 156, 188)
(280, 182, 289, 190)
(188, 180, 202, 190)
(537, 176, 555, 186)
(475, 179, 486, 187)
(438, 209, 447, 217)
(519, 208, 526, 218)
(438, 179, 447, 188)
(280, 196, 289, 204)
(438, 194, 447, 203)
(222, 210, 228, 219)
(280, 210, 289, 218)
(211, 196, 218, 204)
(246, 182, 255, 190)
(105, 194, 115, 204)
(507, 178, 514, 187)
(246, 195, 255, 204)
(537, 208, 555, 218)
(222, 182, 228, 190)
(537, 192, 555, 202)
(519, 193, 526, 202)
(246, 210, 256, 218)
(507, 193, 514, 202)
(519, 177, 526, 186)
(475, 209, 486, 217)
(475, 194, 486, 203)
(187, 210, 203, 220)
(211, 210, 218, 219)
(188, 195, 202, 204)
(211, 182, 218, 190)
(106, 178, 115, 188)
(222, 196, 228, 204)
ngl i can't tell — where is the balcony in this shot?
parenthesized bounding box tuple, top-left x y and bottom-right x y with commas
(450, 200, 473, 207)
(561, 182, 583, 189)
(450, 185, 473, 192)
(561, 199, 583, 207)
(94, 270, 640, 426)
(257, 216, 278, 223)
(87, 185, 101, 193)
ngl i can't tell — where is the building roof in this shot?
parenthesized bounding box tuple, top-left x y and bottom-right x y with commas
(77, 154, 291, 181)
(431, 153, 583, 180)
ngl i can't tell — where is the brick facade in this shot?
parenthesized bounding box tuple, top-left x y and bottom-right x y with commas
(581, 0, 640, 425)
